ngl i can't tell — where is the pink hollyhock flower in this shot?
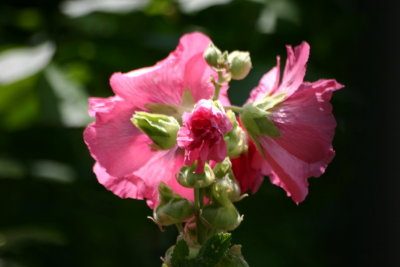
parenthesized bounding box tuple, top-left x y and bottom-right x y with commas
(177, 99, 232, 173)
(245, 42, 344, 203)
(84, 32, 229, 208)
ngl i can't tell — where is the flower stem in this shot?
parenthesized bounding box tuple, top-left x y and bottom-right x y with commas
(194, 188, 206, 244)
(224, 105, 243, 113)
(212, 71, 224, 101)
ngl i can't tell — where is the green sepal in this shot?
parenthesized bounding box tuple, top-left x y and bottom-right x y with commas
(224, 110, 248, 158)
(177, 163, 215, 189)
(257, 92, 286, 111)
(131, 111, 180, 150)
(212, 175, 241, 204)
(213, 158, 232, 178)
(240, 103, 281, 138)
(202, 203, 242, 231)
(204, 43, 222, 68)
(153, 183, 194, 226)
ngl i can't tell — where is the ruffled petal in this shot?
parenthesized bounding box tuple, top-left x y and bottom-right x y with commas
(109, 32, 219, 110)
(84, 97, 155, 177)
(94, 149, 192, 209)
(259, 79, 344, 203)
(94, 163, 147, 200)
(275, 42, 310, 97)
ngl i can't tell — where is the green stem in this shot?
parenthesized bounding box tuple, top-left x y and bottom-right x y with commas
(194, 188, 206, 244)
(212, 71, 224, 100)
(224, 105, 243, 113)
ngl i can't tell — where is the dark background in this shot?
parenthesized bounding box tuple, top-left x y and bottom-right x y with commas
(0, 0, 399, 266)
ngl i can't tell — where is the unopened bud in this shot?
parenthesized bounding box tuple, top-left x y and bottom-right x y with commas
(153, 182, 194, 226)
(212, 174, 241, 203)
(213, 158, 232, 178)
(177, 163, 215, 188)
(204, 43, 222, 68)
(239, 103, 280, 138)
(228, 51, 252, 80)
(132, 111, 180, 150)
(202, 203, 242, 231)
(224, 110, 248, 158)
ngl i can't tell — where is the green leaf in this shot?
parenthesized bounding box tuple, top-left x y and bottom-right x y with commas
(171, 239, 190, 267)
(195, 233, 232, 266)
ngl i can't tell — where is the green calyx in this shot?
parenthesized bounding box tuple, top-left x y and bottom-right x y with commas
(204, 43, 222, 68)
(131, 111, 180, 150)
(153, 182, 194, 226)
(213, 159, 241, 203)
(228, 51, 252, 80)
(177, 163, 215, 189)
(240, 103, 280, 138)
(224, 110, 248, 158)
(202, 202, 242, 231)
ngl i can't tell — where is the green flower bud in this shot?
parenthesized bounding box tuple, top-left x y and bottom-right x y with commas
(228, 51, 252, 80)
(132, 111, 180, 150)
(212, 175, 241, 203)
(213, 158, 232, 178)
(204, 43, 222, 68)
(224, 110, 248, 158)
(239, 103, 281, 138)
(153, 182, 194, 226)
(177, 163, 215, 188)
(202, 203, 242, 231)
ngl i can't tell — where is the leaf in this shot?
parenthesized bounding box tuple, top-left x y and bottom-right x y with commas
(171, 239, 190, 267)
(195, 233, 232, 266)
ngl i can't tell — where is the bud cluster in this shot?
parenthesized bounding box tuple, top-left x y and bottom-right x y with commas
(204, 42, 252, 80)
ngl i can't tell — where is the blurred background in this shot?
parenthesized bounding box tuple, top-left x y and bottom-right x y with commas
(1, 0, 399, 266)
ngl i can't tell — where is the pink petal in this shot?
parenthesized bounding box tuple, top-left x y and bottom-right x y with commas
(275, 42, 310, 97)
(259, 79, 344, 203)
(94, 149, 192, 209)
(84, 97, 155, 177)
(248, 56, 281, 103)
(133, 148, 191, 208)
(94, 163, 147, 200)
(109, 32, 221, 110)
(231, 141, 270, 194)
